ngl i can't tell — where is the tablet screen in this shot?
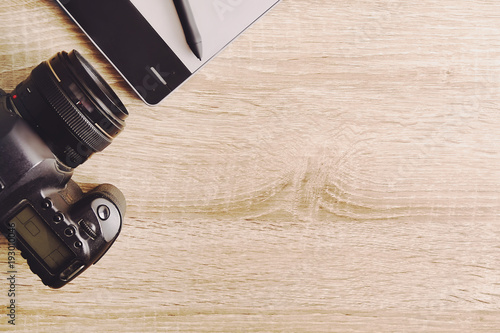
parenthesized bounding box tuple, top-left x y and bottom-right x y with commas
(55, 0, 280, 105)
(130, 0, 281, 73)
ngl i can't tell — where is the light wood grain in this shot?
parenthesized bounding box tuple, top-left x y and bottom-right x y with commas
(1, 0, 500, 331)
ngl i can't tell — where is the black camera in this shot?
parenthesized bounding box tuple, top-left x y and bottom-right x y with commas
(0, 50, 128, 288)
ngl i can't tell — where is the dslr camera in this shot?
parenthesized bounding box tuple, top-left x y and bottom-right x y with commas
(0, 50, 128, 288)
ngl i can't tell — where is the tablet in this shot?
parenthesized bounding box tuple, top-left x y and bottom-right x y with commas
(54, 0, 281, 105)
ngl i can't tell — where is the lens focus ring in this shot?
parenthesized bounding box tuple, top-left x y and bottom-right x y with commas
(11, 50, 127, 168)
(33, 65, 111, 152)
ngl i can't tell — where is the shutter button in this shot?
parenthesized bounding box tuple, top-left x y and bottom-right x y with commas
(97, 205, 111, 221)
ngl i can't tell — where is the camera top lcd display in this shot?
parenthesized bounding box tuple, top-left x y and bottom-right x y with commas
(55, 0, 281, 105)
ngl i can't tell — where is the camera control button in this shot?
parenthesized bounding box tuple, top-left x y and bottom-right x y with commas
(53, 213, 64, 223)
(64, 227, 75, 237)
(41, 198, 52, 209)
(97, 205, 111, 221)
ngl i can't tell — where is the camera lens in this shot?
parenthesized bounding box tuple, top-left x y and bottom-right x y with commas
(10, 50, 128, 168)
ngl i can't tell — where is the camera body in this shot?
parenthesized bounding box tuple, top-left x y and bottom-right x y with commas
(0, 51, 128, 288)
(0, 90, 125, 288)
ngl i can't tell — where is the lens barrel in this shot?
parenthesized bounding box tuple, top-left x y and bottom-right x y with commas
(10, 50, 128, 168)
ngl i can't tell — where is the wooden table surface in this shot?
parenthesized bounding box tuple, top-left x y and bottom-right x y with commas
(1, 0, 500, 331)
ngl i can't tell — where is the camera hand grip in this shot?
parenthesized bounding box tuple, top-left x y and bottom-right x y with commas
(88, 183, 127, 218)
